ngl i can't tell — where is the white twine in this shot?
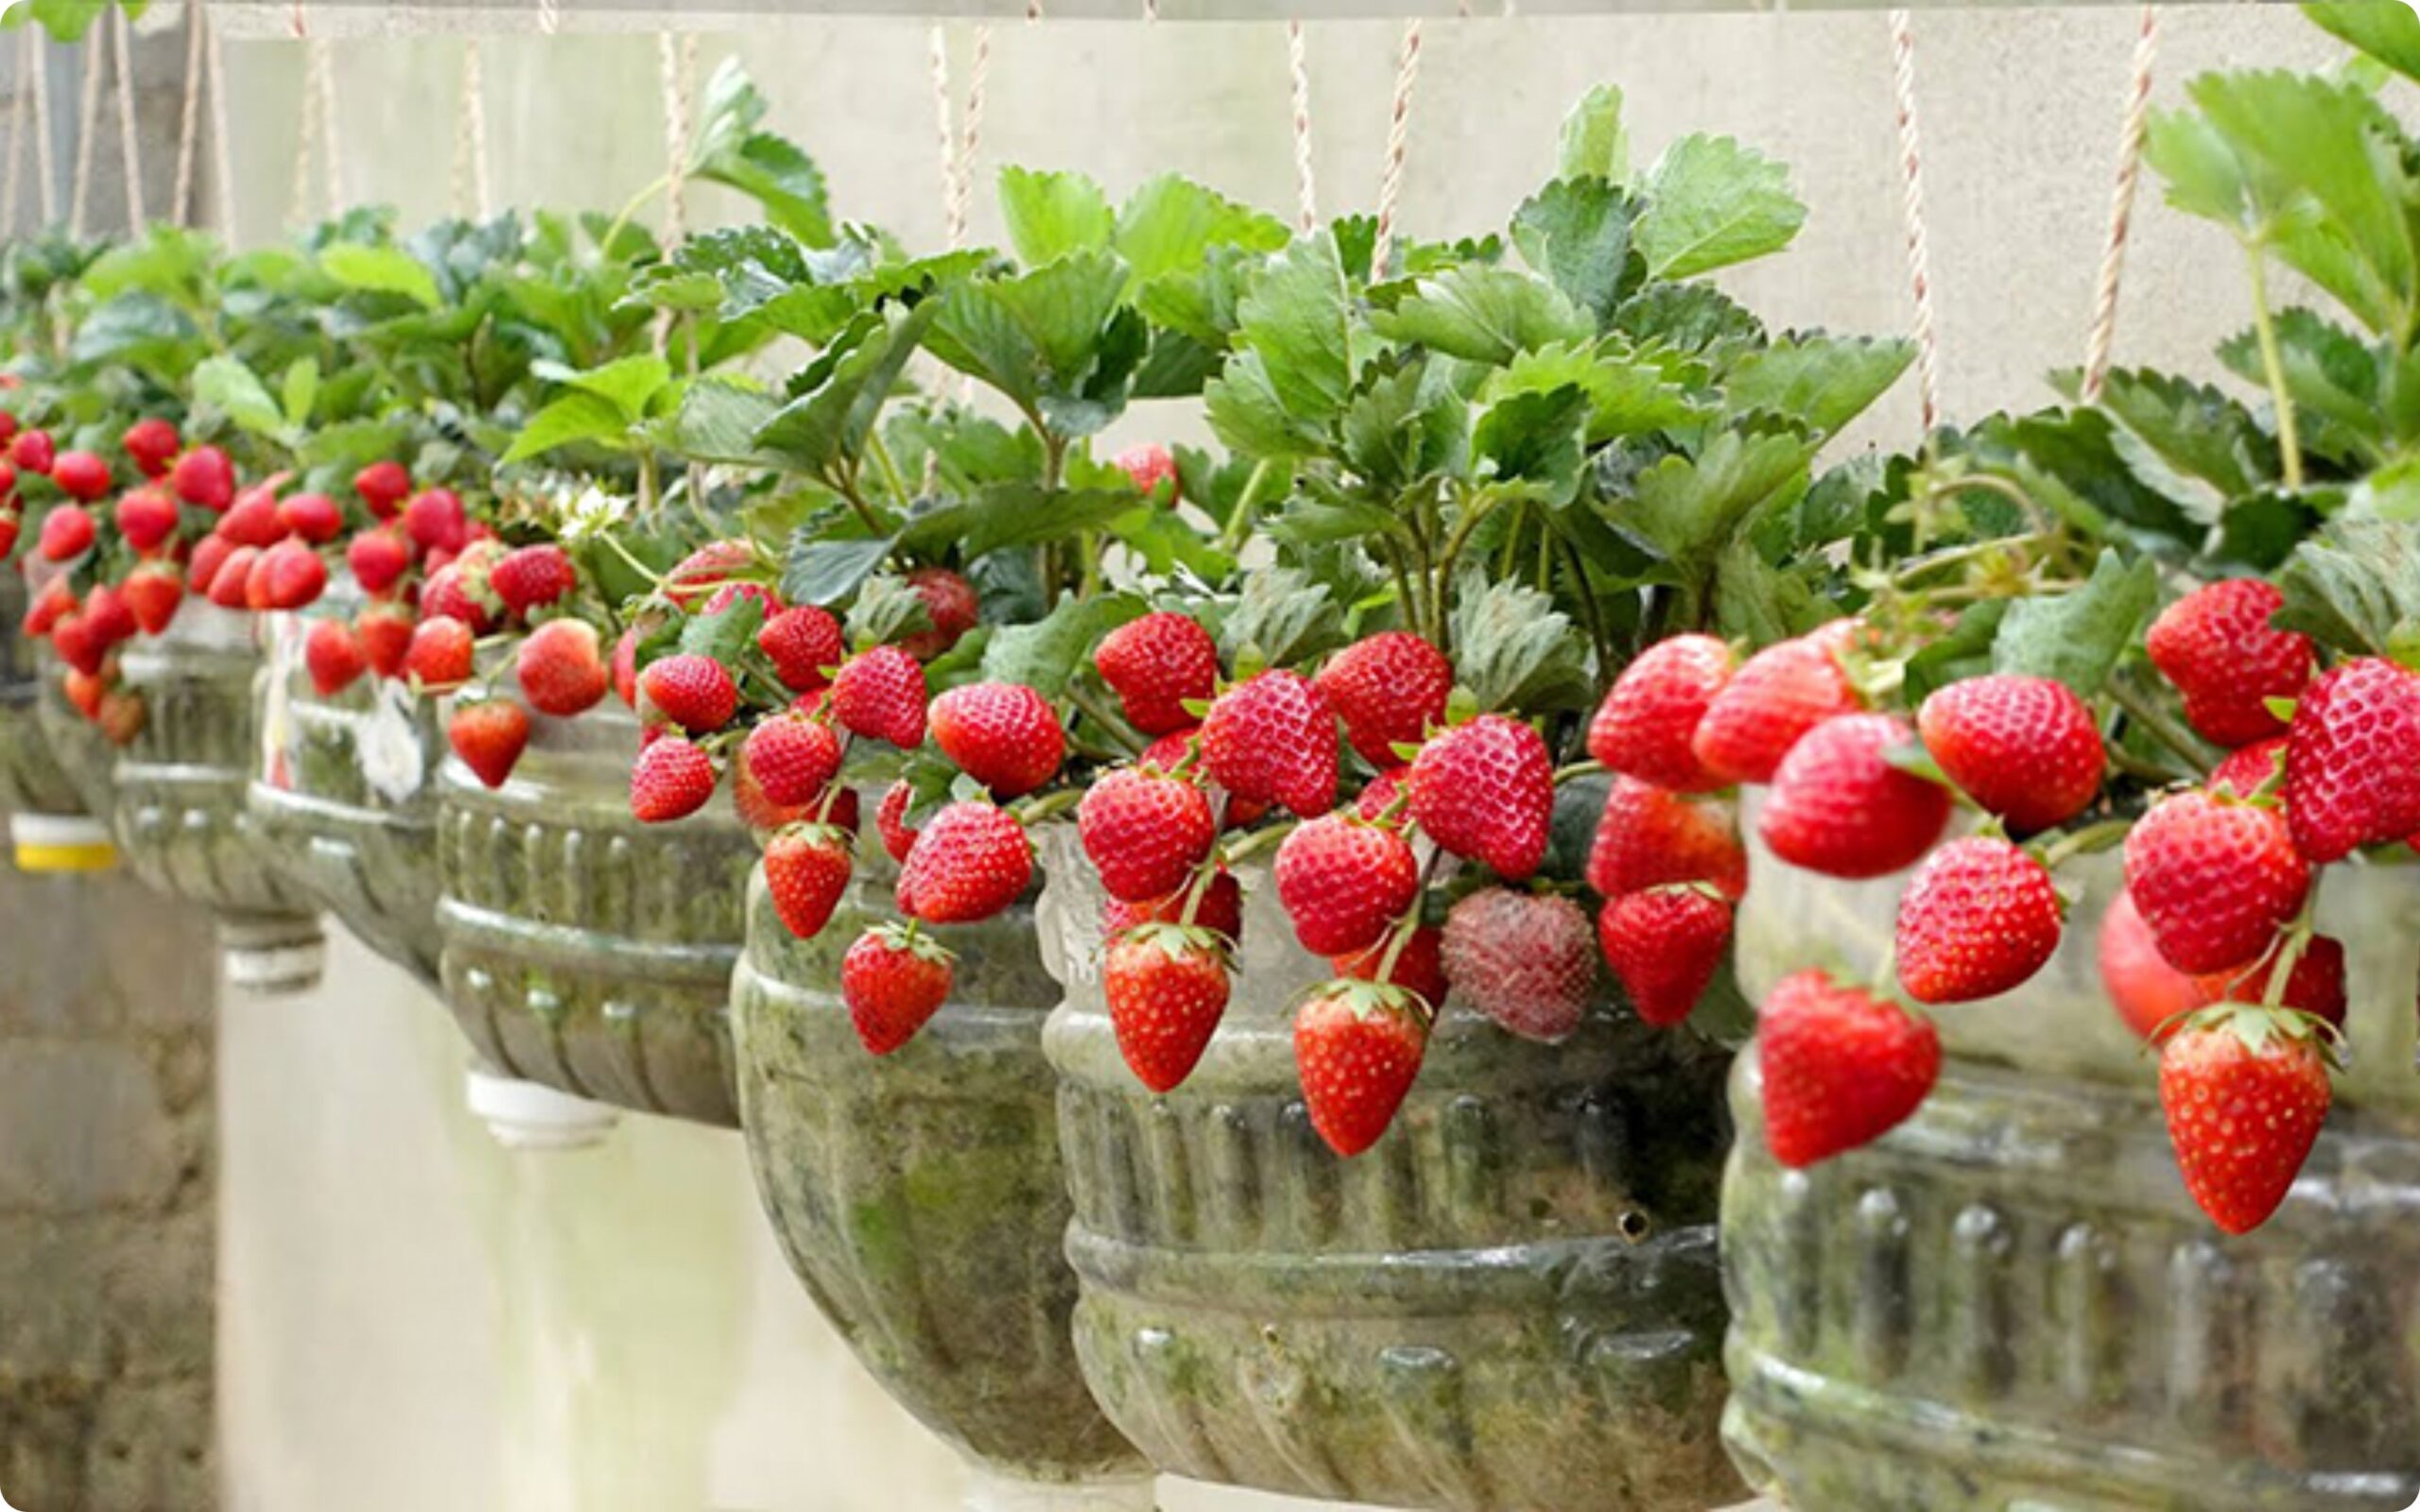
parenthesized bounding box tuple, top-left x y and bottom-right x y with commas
(289, 41, 316, 224)
(927, 25, 956, 247)
(1370, 19, 1423, 281)
(1887, 9, 1941, 435)
(657, 32, 695, 245)
(110, 4, 142, 230)
(315, 39, 344, 215)
(537, 0, 562, 33)
(4, 32, 31, 234)
(173, 0, 204, 226)
(28, 27, 54, 228)
(68, 31, 100, 237)
(956, 24, 991, 250)
(206, 16, 233, 232)
(2081, 5, 2160, 405)
(456, 38, 493, 220)
(1286, 19, 1315, 232)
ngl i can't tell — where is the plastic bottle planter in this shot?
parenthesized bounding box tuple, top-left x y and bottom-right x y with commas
(110, 601, 324, 990)
(731, 841, 1148, 1502)
(1720, 838, 2420, 1512)
(434, 699, 752, 1135)
(0, 571, 112, 871)
(246, 583, 445, 986)
(1038, 844, 1741, 1512)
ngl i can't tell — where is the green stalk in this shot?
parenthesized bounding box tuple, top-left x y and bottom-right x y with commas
(2243, 243, 2305, 492)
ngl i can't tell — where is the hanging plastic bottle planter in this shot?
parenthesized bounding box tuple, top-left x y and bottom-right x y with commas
(0, 571, 113, 871)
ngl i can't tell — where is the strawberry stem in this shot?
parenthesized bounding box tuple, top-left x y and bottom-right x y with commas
(2033, 817, 2133, 871)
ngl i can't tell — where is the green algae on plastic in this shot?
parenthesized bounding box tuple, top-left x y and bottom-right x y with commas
(1038, 838, 1741, 1512)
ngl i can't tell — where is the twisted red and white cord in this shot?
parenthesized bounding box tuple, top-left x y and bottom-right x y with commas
(68, 29, 101, 236)
(1371, 18, 1423, 281)
(1887, 9, 1941, 435)
(955, 24, 992, 250)
(110, 4, 142, 229)
(2081, 5, 2160, 405)
(927, 25, 957, 247)
(173, 0, 204, 227)
(658, 32, 696, 246)
(1287, 19, 1315, 232)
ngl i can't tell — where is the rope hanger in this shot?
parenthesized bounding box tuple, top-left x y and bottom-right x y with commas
(1885, 8, 1941, 437)
(2081, 4, 2160, 404)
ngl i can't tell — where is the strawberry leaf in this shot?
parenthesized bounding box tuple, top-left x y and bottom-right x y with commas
(1556, 85, 1631, 184)
(998, 168, 1116, 266)
(1219, 567, 1344, 671)
(1635, 133, 1806, 281)
(981, 591, 1147, 700)
(1371, 266, 1594, 367)
(1721, 333, 1913, 437)
(1448, 577, 1592, 713)
(1991, 547, 2157, 696)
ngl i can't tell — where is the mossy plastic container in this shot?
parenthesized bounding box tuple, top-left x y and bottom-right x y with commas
(247, 585, 445, 985)
(1039, 841, 1741, 1512)
(0, 570, 111, 871)
(731, 836, 1147, 1499)
(1720, 833, 2420, 1512)
(434, 699, 752, 1128)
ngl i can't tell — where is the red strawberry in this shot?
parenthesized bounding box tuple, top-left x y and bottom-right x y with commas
(449, 699, 531, 789)
(2211, 737, 2286, 800)
(353, 460, 410, 519)
(417, 565, 497, 632)
(0, 409, 16, 443)
(1917, 674, 2105, 833)
(402, 617, 475, 689)
(1599, 885, 1732, 1028)
(1294, 980, 1430, 1157)
(1200, 670, 1339, 819)
(346, 529, 412, 596)
(900, 565, 979, 661)
(759, 605, 846, 693)
(1104, 923, 1232, 1091)
(1691, 623, 1863, 784)
(1105, 868, 1245, 946)
(514, 619, 610, 716)
(114, 487, 180, 553)
(9, 429, 52, 474)
(47, 451, 109, 502)
(1439, 887, 1596, 1041)
(168, 446, 233, 510)
(896, 800, 1032, 923)
(1588, 634, 1735, 792)
(637, 653, 739, 733)
(277, 492, 343, 545)
(216, 490, 285, 548)
(0, 513, 16, 558)
(1095, 611, 1219, 737)
(402, 489, 469, 555)
(121, 418, 179, 477)
(62, 666, 104, 719)
(23, 576, 73, 636)
(1332, 923, 1447, 1007)
(1893, 836, 2064, 1005)
(1138, 729, 1201, 780)
(186, 535, 234, 595)
(611, 626, 642, 706)
(122, 565, 182, 635)
(2101, 887, 2210, 1043)
(2146, 579, 2312, 748)
(1760, 714, 1952, 880)
(1272, 814, 1420, 955)
(77, 584, 134, 649)
(1354, 766, 1409, 822)
(841, 925, 955, 1055)
(357, 607, 414, 679)
(2159, 1007, 2332, 1234)
(630, 734, 718, 822)
(2286, 656, 2420, 863)
(742, 713, 844, 806)
(831, 645, 928, 748)
(1114, 442, 1178, 500)
(928, 681, 1065, 797)
(258, 538, 329, 610)
(1408, 714, 1554, 881)
(207, 546, 260, 608)
(2195, 935, 2348, 1031)
(1317, 631, 1453, 769)
(2123, 789, 2311, 974)
(664, 540, 752, 609)
(49, 613, 103, 675)
(875, 780, 921, 863)
(1585, 778, 1748, 900)
(38, 505, 95, 562)
(96, 688, 145, 745)
(735, 764, 857, 834)
(1758, 969, 1941, 1168)
(491, 543, 576, 618)
(304, 617, 367, 696)
(701, 581, 779, 618)
(1078, 765, 1217, 903)
(764, 822, 856, 939)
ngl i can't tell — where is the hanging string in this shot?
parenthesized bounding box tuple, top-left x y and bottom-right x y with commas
(173, 0, 203, 226)
(455, 39, 493, 220)
(317, 39, 345, 216)
(536, 0, 562, 32)
(657, 32, 695, 246)
(68, 30, 101, 236)
(29, 27, 55, 228)
(927, 25, 957, 248)
(1887, 9, 1942, 435)
(1286, 20, 1315, 232)
(955, 25, 992, 251)
(288, 39, 319, 226)
(1370, 19, 1423, 280)
(205, 14, 233, 232)
(110, 4, 142, 229)
(4, 33, 31, 235)
(2081, 5, 2160, 405)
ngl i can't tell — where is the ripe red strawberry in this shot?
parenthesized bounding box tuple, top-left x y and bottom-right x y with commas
(1105, 868, 1245, 946)
(841, 925, 955, 1055)
(1095, 611, 1219, 737)
(2123, 789, 2311, 974)
(38, 504, 95, 561)
(61, 666, 104, 719)
(875, 779, 922, 863)
(47, 451, 109, 502)
(2146, 579, 2312, 748)
(166, 447, 228, 511)
(2159, 1007, 2332, 1234)
(1079, 765, 1217, 902)
(514, 618, 609, 716)
(0, 409, 17, 444)
(1893, 836, 2064, 1005)
(1585, 778, 1748, 900)
(216, 490, 285, 548)
(2211, 736, 2286, 800)
(304, 617, 367, 696)
(402, 616, 475, 689)
(449, 698, 531, 789)
(1138, 728, 1201, 778)
(1599, 885, 1732, 1028)
(418, 564, 498, 633)
(346, 528, 412, 595)
(2101, 886, 2210, 1042)
(1332, 923, 1447, 1007)
(1917, 674, 2105, 833)
(114, 487, 179, 553)
(0, 513, 16, 558)
(637, 653, 739, 733)
(759, 604, 846, 693)
(95, 687, 144, 745)
(1408, 714, 1554, 881)
(257, 538, 329, 610)
(1201, 670, 1339, 819)
(929, 681, 1065, 797)
(1758, 969, 1941, 1168)
(277, 492, 343, 545)
(611, 626, 642, 706)
(121, 418, 179, 477)
(1114, 442, 1178, 500)
(1272, 814, 1420, 955)
(764, 822, 855, 939)
(402, 488, 469, 555)
(1354, 766, 1409, 822)
(2195, 934, 2348, 1031)
(664, 540, 752, 609)
(630, 734, 718, 822)
(78, 584, 134, 649)
(742, 713, 844, 806)
(1589, 634, 1735, 792)
(735, 764, 857, 834)
(121, 565, 182, 636)
(1295, 980, 1430, 1157)
(1760, 714, 1951, 879)
(357, 606, 413, 679)
(896, 800, 1032, 923)
(2286, 656, 2420, 864)
(1317, 631, 1453, 768)
(9, 429, 51, 474)
(186, 535, 234, 595)
(1105, 923, 1232, 1091)
(49, 613, 102, 676)
(1691, 623, 1863, 784)
(23, 576, 73, 636)
(491, 543, 576, 618)
(701, 581, 779, 618)
(831, 645, 928, 748)
(900, 565, 979, 661)
(207, 546, 260, 608)
(353, 460, 409, 519)
(1439, 887, 1596, 1040)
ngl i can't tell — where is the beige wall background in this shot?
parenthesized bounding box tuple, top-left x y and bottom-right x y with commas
(212, 8, 2348, 1511)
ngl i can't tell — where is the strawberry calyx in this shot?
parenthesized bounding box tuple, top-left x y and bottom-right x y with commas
(867, 918, 957, 968)
(1114, 919, 1231, 962)
(1300, 975, 1434, 1030)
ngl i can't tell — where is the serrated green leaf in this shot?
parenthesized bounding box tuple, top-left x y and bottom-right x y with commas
(192, 356, 290, 440)
(1448, 577, 1592, 713)
(754, 301, 939, 476)
(1340, 359, 1468, 490)
(500, 390, 629, 464)
(2308, 1, 2420, 87)
(530, 352, 673, 424)
(1613, 426, 1815, 567)
(1904, 598, 2010, 704)
(1557, 85, 1630, 183)
(2215, 307, 2383, 465)
(1371, 266, 1594, 367)
(668, 377, 784, 467)
(319, 244, 441, 309)
(1722, 333, 1912, 436)
(1114, 174, 1289, 289)
(2090, 367, 2277, 499)
(1992, 548, 2157, 696)
(981, 591, 1148, 699)
(1510, 177, 1642, 324)
(1609, 281, 1765, 362)
(1219, 567, 1345, 669)
(897, 483, 1143, 560)
(280, 356, 320, 428)
(1229, 233, 1355, 426)
(1473, 385, 1590, 506)
(1711, 540, 1824, 646)
(1204, 351, 1322, 457)
(679, 595, 768, 665)
(1635, 134, 1806, 280)
(1000, 167, 1117, 266)
(927, 249, 1130, 422)
(781, 533, 898, 609)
